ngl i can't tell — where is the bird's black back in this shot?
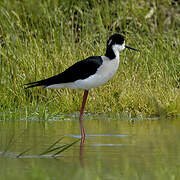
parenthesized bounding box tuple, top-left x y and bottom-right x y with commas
(25, 56, 103, 88)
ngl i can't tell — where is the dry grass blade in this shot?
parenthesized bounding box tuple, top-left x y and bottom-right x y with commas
(53, 139, 80, 157)
(39, 137, 64, 155)
(16, 148, 31, 158)
(2, 134, 15, 156)
(40, 144, 67, 156)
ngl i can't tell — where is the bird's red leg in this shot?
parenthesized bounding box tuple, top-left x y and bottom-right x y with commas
(79, 90, 89, 142)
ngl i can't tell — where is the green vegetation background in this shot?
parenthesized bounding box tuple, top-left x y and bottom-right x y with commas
(0, 0, 179, 119)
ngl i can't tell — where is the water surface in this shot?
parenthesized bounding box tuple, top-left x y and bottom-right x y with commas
(0, 115, 180, 180)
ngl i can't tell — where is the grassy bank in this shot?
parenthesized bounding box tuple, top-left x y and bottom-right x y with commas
(0, 0, 179, 118)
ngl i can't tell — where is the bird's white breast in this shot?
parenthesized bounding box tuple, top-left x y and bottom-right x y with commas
(74, 56, 120, 90)
(46, 56, 120, 90)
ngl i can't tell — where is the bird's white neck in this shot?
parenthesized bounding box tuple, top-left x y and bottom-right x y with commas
(105, 42, 125, 60)
(112, 45, 120, 60)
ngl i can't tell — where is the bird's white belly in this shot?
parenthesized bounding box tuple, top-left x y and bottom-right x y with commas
(74, 57, 119, 90)
(46, 56, 119, 90)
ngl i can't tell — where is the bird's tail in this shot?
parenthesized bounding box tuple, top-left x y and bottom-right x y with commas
(24, 80, 46, 89)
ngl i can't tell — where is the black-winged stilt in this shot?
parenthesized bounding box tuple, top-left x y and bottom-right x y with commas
(25, 34, 139, 142)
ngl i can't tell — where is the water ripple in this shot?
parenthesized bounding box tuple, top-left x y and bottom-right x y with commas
(91, 144, 124, 147)
(66, 134, 130, 139)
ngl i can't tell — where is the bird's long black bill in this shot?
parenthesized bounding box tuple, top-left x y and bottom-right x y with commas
(125, 45, 140, 52)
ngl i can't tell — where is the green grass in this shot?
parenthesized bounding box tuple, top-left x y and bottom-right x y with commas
(0, 0, 179, 118)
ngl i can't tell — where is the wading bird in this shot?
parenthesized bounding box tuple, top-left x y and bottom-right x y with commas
(25, 34, 139, 142)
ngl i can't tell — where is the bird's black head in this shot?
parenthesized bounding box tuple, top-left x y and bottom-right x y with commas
(107, 34, 125, 47)
(105, 34, 140, 59)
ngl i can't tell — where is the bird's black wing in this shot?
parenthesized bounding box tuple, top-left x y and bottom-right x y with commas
(25, 56, 103, 89)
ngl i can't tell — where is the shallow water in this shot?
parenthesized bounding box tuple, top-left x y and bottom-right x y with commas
(0, 116, 180, 179)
